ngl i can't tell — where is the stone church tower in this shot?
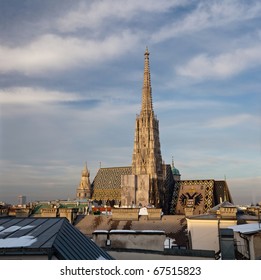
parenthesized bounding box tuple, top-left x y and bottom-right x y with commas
(132, 47, 163, 177)
(76, 162, 91, 200)
(91, 48, 234, 214)
(121, 48, 164, 207)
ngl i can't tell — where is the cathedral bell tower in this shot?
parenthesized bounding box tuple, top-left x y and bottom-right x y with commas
(76, 162, 91, 200)
(132, 47, 163, 177)
(121, 48, 164, 207)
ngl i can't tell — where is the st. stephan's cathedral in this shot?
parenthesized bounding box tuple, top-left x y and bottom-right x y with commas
(76, 48, 233, 215)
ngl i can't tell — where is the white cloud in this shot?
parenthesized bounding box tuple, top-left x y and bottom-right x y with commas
(0, 87, 81, 105)
(151, 0, 261, 42)
(55, 0, 188, 32)
(204, 114, 259, 128)
(0, 86, 139, 122)
(176, 45, 261, 79)
(0, 32, 139, 75)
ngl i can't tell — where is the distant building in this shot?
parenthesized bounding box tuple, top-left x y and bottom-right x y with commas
(30, 200, 89, 223)
(18, 195, 26, 205)
(0, 204, 9, 217)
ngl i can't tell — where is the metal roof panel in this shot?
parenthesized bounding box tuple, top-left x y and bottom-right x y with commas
(0, 217, 113, 260)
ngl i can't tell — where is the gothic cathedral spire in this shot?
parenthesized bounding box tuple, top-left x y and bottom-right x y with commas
(132, 48, 163, 179)
(141, 47, 153, 115)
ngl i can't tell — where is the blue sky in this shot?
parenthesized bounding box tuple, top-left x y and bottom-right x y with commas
(0, 0, 260, 205)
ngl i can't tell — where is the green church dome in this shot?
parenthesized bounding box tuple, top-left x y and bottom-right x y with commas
(172, 166, 180, 176)
(171, 157, 180, 176)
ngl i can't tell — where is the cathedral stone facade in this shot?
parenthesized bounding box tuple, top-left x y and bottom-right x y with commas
(89, 48, 233, 215)
(91, 48, 174, 213)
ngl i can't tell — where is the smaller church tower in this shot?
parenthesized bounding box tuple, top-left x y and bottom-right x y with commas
(76, 162, 91, 200)
(171, 157, 181, 182)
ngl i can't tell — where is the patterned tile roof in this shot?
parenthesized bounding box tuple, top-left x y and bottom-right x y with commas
(170, 179, 233, 215)
(92, 167, 132, 200)
(213, 180, 233, 204)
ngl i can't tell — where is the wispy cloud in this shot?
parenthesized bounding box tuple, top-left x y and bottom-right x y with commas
(151, 0, 261, 43)
(0, 86, 139, 118)
(204, 114, 259, 128)
(55, 0, 188, 32)
(176, 44, 261, 79)
(0, 32, 140, 75)
(0, 87, 81, 105)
